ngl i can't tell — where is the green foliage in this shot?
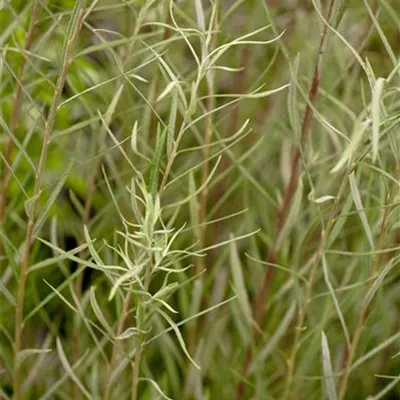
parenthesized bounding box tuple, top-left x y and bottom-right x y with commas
(1, 0, 400, 399)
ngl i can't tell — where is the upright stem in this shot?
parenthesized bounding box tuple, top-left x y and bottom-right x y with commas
(102, 293, 132, 400)
(74, 1, 139, 297)
(182, 5, 219, 398)
(0, 1, 41, 268)
(206, 44, 252, 277)
(72, 7, 139, 398)
(236, 1, 335, 398)
(131, 336, 143, 400)
(261, 0, 333, 329)
(195, 1, 219, 272)
(338, 163, 400, 400)
(131, 261, 152, 400)
(12, 9, 85, 400)
(196, 92, 214, 273)
(281, 238, 326, 398)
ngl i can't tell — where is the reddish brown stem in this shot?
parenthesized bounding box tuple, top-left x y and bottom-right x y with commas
(235, 1, 335, 398)
(262, 0, 333, 336)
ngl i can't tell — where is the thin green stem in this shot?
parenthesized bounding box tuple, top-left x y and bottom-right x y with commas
(12, 8, 85, 399)
(236, 2, 336, 398)
(103, 293, 132, 400)
(182, 4, 220, 398)
(338, 163, 400, 400)
(131, 260, 152, 400)
(0, 0, 41, 269)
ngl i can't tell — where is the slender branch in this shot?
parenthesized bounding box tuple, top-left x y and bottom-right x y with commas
(142, 3, 170, 143)
(103, 293, 132, 400)
(131, 260, 152, 400)
(185, 67, 215, 356)
(72, 7, 139, 398)
(196, 7, 219, 275)
(183, 5, 219, 398)
(338, 163, 400, 400)
(12, 8, 85, 400)
(236, 1, 335, 398)
(74, 1, 139, 297)
(0, 0, 41, 268)
(131, 329, 143, 400)
(207, 44, 252, 264)
(261, 0, 334, 328)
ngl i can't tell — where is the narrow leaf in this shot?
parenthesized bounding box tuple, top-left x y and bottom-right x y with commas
(17, 348, 52, 364)
(149, 125, 167, 198)
(321, 331, 338, 400)
(131, 121, 138, 153)
(56, 338, 91, 399)
(230, 238, 252, 326)
(349, 172, 374, 249)
(156, 308, 200, 370)
(157, 81, 178, 102)
(314, 195, 336, 204)
(371, 77, 385, 162)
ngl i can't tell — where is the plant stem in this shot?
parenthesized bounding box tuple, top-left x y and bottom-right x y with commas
(72, 7, 139, 398)
(131, 260, 152, 400)
(195, 0, 219, 274)
(103, 293, 132, 400)
(236, 1, 335, 398)
(74, 1, 139, 297)
(0, 0, 41, 269)
(262, 0, 334, 329)
(131, 337, 142, 400)
(182, 5, 220, 397)
(12, 8, 85, 400)
(338, 163, 400, 400)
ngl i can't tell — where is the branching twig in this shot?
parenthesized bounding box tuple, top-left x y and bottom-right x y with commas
(236, 1, 336, 398)
(338, 163, 400, 400)
(102, 293, 132, 400)
(0, 0, 41, 268)
(12, 8, 85, 399)
(131, 261, 152, 400)
(72, 7, 139, 399)
(183, 4, 220, 397)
